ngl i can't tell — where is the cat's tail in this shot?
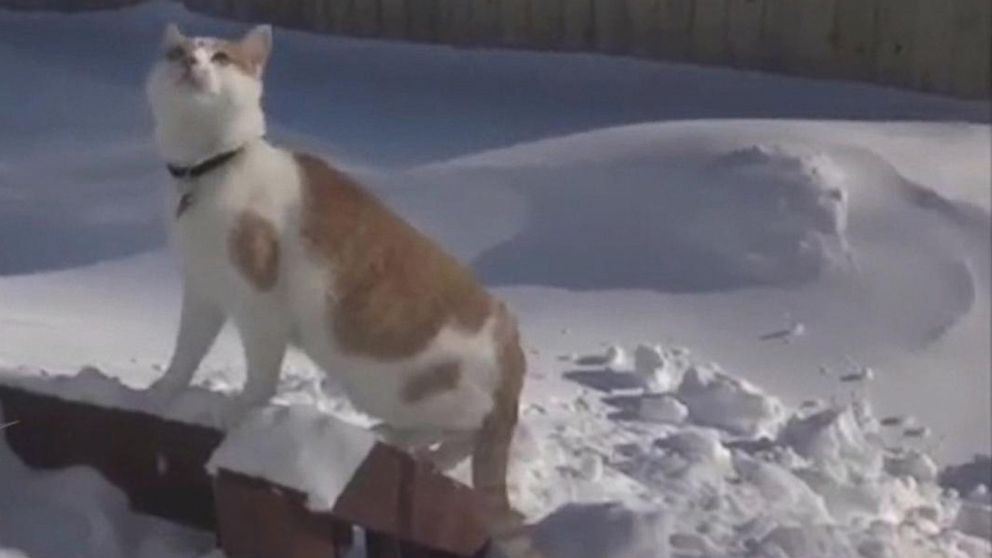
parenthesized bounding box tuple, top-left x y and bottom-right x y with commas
(472, 302, 547, 558)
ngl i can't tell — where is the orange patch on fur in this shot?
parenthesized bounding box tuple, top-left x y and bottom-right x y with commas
(215, 39, 266, 76)
(295, 153, 492, 360)
(228, 211, 280, 291)
(401, 361, 462, 404)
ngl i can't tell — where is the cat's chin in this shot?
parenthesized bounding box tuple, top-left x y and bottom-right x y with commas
(173, 76, 218, 98)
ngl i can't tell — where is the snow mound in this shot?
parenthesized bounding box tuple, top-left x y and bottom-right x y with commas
(435, 140, 855, 293)
(633, 344, 682, 392)
(638, 394, 688, 424)
(677, 365, 787, 438)
(780, 402, 884, 480)
(530, 503, 670, 558)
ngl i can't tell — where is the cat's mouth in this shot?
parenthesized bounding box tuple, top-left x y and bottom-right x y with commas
(175, 70, 209, 92)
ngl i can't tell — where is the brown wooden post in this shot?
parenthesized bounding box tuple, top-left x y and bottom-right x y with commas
(214, 471, 353, 558)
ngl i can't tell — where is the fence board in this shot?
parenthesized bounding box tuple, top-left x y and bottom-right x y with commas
(3, 0, 989, 98)
(656, 0, 693, 59)
(408, 0, 438, 42)
(328, 0, 358, 35)
(829, 0, 876, 80)
(501, 0, 531, 46)
(593, 0, 629, 54)
(469, 0, 502, 44)
(912, 0, 955, 93)
(355, 0, 381, 36)
(530, 0, 563, 47)
(561, 0, 593, 49)
(727, 0, 764, 67)
(691, 0, 729, 64)
(301, 0, 332, 32)
(625, 0, 663, 56)
(380, 0, 408, 38)
(951, 0, 992, 97)
(875, 0, 917, 87)
(787, 0, 836, 76)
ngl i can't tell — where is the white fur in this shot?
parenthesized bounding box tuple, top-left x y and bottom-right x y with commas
(147, 26, 499, 443)
(146, 30, 266, 165)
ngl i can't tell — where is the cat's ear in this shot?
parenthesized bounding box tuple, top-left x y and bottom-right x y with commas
(162, 23, 185, 49)
(240, 25, 272, 72)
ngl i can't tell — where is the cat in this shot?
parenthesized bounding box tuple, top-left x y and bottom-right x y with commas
(144, 23, 529, 531)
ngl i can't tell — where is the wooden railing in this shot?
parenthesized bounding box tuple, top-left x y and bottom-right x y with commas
(0, 382, 491, 558)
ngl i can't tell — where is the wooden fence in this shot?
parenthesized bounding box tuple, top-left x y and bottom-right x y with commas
(2, 0, 991, 98)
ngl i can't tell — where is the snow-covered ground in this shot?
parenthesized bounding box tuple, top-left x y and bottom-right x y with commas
(1, 2, 990, 557)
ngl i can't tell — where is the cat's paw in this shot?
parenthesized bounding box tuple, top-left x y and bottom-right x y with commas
(221, 399, 258, 431)
(144, 375, 188, 413)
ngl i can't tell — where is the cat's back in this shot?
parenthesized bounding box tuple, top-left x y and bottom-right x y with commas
(291, 152, 494, 355)
(287, 153, 505, 429)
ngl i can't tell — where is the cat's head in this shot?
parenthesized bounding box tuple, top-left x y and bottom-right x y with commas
(146, 24, 271, 161)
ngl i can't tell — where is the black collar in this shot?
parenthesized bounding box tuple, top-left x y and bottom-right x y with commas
(166, 146, 243, 180)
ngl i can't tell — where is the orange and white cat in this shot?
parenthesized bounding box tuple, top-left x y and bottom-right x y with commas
(145, 23, 526, 521)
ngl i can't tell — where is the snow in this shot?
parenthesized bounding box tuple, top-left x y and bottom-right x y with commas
(676, 365, 786, 438)
(207, 405, 376, 511)
(638, 394, 688, 424)
(1, 1, 990, 557)
(0, 422, 213, 558)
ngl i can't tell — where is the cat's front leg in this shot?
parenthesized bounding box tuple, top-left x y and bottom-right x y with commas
(225, 309, 289, 428)
(149, 287, 225, 400)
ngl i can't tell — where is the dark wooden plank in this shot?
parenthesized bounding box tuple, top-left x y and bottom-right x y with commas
(215, 471, 352, 558)
(334, 445, 490, 556)
(0, 384, 223, 531)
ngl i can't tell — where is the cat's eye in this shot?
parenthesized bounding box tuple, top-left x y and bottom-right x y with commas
(211, 51, 231, 65)
(165, 47, 184, 62)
